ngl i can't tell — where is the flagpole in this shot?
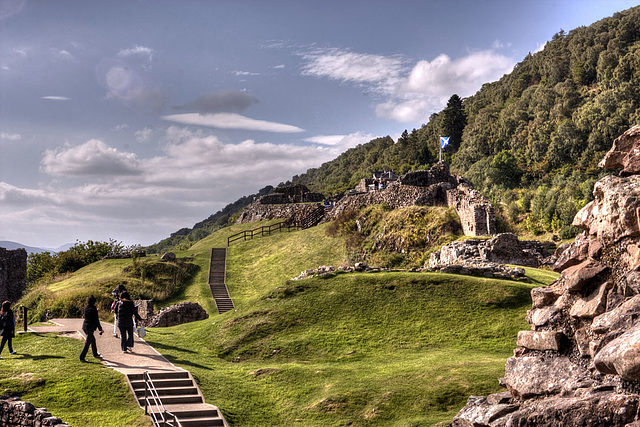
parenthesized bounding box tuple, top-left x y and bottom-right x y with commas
(439, 136, 442, 162)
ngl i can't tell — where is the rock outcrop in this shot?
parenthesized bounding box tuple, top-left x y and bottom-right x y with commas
(146, 301, 209, 327)
(452, 125, 640, 427)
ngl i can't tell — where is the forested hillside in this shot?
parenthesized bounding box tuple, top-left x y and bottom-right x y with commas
(151, 6, 640, 249)
(291, 6, 640, 239)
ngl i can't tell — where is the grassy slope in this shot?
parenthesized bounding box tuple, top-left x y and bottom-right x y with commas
(0, 333, 151, 427)
(9, 220, 559, 426)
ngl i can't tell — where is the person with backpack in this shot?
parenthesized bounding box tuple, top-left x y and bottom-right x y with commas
(79, 295, 103, 362)
(115, 291, 142, 353)
(0, 301, 17, 359)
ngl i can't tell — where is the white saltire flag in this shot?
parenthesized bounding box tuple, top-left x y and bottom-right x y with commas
(440, 136, 450, 148)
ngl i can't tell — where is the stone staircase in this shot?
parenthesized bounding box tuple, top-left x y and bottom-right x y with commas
(208, 248, 234, 314)
(128, 370, 227, 427)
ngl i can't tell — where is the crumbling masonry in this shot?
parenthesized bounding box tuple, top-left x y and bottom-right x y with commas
(0, 247, 27, 304)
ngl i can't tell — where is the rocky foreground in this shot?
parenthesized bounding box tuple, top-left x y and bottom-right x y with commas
(452, 125, 640, 426)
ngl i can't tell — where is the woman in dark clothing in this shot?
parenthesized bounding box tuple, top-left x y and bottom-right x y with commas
(80, 295, 103, 362)
(0, 300, 17, 359)
(116, 291, 141, 353)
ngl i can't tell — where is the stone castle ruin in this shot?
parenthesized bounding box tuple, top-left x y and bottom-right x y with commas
(238, 162, 496, 237)
(452, 125, 640, 426)
(0, 247, 27, 304)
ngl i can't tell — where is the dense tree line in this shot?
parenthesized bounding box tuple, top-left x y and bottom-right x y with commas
(293, 6, 640, 238)
(27, 239, 136, 286)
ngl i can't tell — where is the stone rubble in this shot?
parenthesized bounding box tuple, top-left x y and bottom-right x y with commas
(451, 125, 640, 427)
(0, 396, 70, 427)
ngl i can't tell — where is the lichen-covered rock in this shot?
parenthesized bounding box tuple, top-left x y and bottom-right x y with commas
(516, 331, 564, 351)
(503, 356, 594, 398)
(594, 323, 640, 381)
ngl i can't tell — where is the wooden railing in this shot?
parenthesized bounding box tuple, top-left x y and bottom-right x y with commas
(143, 371, 182, 427)
(227, 221, 299, 246)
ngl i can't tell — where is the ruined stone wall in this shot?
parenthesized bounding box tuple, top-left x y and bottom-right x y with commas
(0, 248, 27, 304)
(0, 396, 70, 427)
(236, 202, 323, 225)
(326, 162, 496, 237)
(446, 184, 496, 236)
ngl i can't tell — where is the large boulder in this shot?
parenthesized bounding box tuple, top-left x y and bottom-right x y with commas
(573, 174, 640, 246)
(598, 124, 640, 176)
(146, 301, 209, 327)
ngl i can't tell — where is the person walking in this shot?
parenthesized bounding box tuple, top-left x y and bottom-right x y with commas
(116, 291, 141, 353)
(0, 301, 17, 359)
(111, 283, 127, 338)
(80, 295, 103, 362)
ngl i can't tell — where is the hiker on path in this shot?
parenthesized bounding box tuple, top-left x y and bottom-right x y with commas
(111, 283, 127, 337)
(0, 301, 17, 359)
(116, 291, 142, 353)
(80, 295, 103, 362)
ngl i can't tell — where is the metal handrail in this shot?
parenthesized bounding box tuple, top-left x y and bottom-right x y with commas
(227, 220, 299, 246)
(143, 371, 182, 427)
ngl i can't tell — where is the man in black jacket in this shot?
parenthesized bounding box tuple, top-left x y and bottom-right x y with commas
(80, 295, 103, 362)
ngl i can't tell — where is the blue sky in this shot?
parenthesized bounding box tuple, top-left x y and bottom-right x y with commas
(1, 0, 638, 249)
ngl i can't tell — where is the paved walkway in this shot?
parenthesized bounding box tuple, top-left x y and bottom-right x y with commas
(29, 318, 184, 376)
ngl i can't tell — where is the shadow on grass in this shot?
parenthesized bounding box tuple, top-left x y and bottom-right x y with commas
(12, 354, 66, 361)
(145, 340, 198, 354)
(162, 354, 213, 371)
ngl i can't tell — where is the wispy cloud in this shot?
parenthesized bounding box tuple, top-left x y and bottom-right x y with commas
(135, 128, 154, 142)
(0, 132, 21, 141)
(162, 113, 304, 133)
(233, 70, 260, 76)
(301, 46, 515, 123)
(118, 45, 154, 62)
(42, 96, 71, 101)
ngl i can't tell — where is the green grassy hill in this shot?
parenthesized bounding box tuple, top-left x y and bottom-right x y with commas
(7, 219, 559, 426)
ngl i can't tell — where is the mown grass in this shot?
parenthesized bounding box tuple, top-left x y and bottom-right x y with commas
(0, 333, 151, 427)
(12, 219, 559, 426)
(144, 271, 542, 426)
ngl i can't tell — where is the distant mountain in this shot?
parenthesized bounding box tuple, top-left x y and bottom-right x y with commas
(0, 240, 72, 254)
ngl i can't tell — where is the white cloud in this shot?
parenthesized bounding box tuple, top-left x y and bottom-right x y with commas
(118, 45, 154, 62)
(0, 132, 21, 140)
(302, 48, 407, 93)
(111, 123, 129, 132)
(233, 70, 260, 76)
(162, 113, 304, 133)
(301, 46, 515, 123)
(40, 139, 141, 176)
(2, 126, 375, 247)
(135, 128, 154, 142)
(304, 135, 347, 146)
(42, 96, 71, 101)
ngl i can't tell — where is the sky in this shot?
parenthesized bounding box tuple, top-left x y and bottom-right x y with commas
(1, 0, 638, 250)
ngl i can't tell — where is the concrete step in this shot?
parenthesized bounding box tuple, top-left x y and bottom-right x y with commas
(130, 378, 196, 389)
(128, 371, 190, 382)
(135, 386, 199, 397)
(144, 394, 203, 405)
